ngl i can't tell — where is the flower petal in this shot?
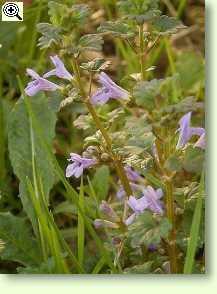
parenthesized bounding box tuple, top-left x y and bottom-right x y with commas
(125, 213, 136, 226)
(194, 132, 206, 149)
(49, 55, 73, 81)
(26, 68, 40, 79)
(24, 81, 41, 96)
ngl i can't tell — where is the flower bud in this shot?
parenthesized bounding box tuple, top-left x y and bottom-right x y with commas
(100, 153, 110, 162)
(99, 201, 118, 221)
(112, 237, 122, 246)
(93, 219, 119, 229)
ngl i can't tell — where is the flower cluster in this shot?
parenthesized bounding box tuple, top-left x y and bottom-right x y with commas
(125, 186, 164, 225)
(24, 56, 205, 231)
(25, 55, 72, 96)
(66, 153, 96, 178)
(116, 166, 143, 200)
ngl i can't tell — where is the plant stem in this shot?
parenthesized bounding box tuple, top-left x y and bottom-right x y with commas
(139, 24, 146, 80)
(71, 57, 133, 220)
(154, 138, 177, 273)
(165, 178, 177, 273)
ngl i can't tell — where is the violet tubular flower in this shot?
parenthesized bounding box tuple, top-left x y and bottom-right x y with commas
(99, 201, 118, 221)
(43, 55, 73, 81)
(125, 195, 148, 226)
(116, 183, 142, 200)
(176, 112, 205, 149)
(91, 72, 129, 105)
(24, 69, 59, 96)
(125, 166, 142, 182)
(66, 153, 96, 178)
(142, 186, 164, 214)
(125, 186, 164, 226)
(116, 166, 143, 200)
(194, 132, 206, 150)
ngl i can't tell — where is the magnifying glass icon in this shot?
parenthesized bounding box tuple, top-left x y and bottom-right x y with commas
(3, 3, 22, 20)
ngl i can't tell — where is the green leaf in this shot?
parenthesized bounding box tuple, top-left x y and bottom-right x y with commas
(130, 10, 161, 24)
(128, 212, 172, 248)
(184, 174, 204, 274)
(118, 0, 160, 24)
(8, 94, 57, 228)
(0, 213, 41, 266)
(183, 146, 204, 173)
(80, 58, 111, 72)
(69, 4, 90, 25)
(48, 1, 69, 26)
(124, 115, 155, 152)
(37, 23, 62, 49)
(133, 79, 163, 110)
(92, 166, 110, 200)
(17, 257, 55, 274)
(124, 261, 153, 274)
(175, 52, 205, 92)
(97, 21, 135, 38)
(162, 96, 204, 114)
(78, 34, 104, 52)
(59, 89, 81, 110)
(48, 2, 89, 30)
(53, 201, 77, 215)
(21, 98, 117, 273)
(73, 114, 93, 131)
(151, 15, 186, 35)
(164, 154, 182, 172)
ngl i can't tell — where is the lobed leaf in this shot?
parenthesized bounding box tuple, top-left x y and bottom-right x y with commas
(128, 212, 172, 248)
(78, 34, 104, 52)
(97, 21, 135, 38)
(151, 15, 186, 35)
(133, 79, 163, 110)
(37, 23, 62, 49)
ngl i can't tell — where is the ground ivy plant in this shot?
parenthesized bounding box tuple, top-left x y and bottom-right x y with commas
(0, 0, 205, 274)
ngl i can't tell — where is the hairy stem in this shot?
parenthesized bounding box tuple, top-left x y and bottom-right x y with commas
(71, 57, 133, 220)
(165, 178, 177, 273)
(155, 138, 177, 273)
(139, 24, 146, 80)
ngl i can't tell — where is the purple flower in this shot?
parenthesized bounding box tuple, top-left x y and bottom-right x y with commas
(194, 132, 206, 150)
(91, 72, 129, 105)
(43, 55, 73, 81)
(148, 244, 157, 252)
(125, 186, 164, 226)
(128, 195, 148, 214)
(66, 153, 96, 178)
(142, 186, 164, 214)
(176, 112, 205, 149)
(116, 183, 142, 200)
(125, 166, 142, 182)
(125, 195, 148, 225)
(24, 69, 59, 96)
(116, 167, 142, 200)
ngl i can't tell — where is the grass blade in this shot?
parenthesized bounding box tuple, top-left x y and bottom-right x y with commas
(184, 173, 204, 274)
(78, 177, 85, 266)
(92, 256, 106, 274)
